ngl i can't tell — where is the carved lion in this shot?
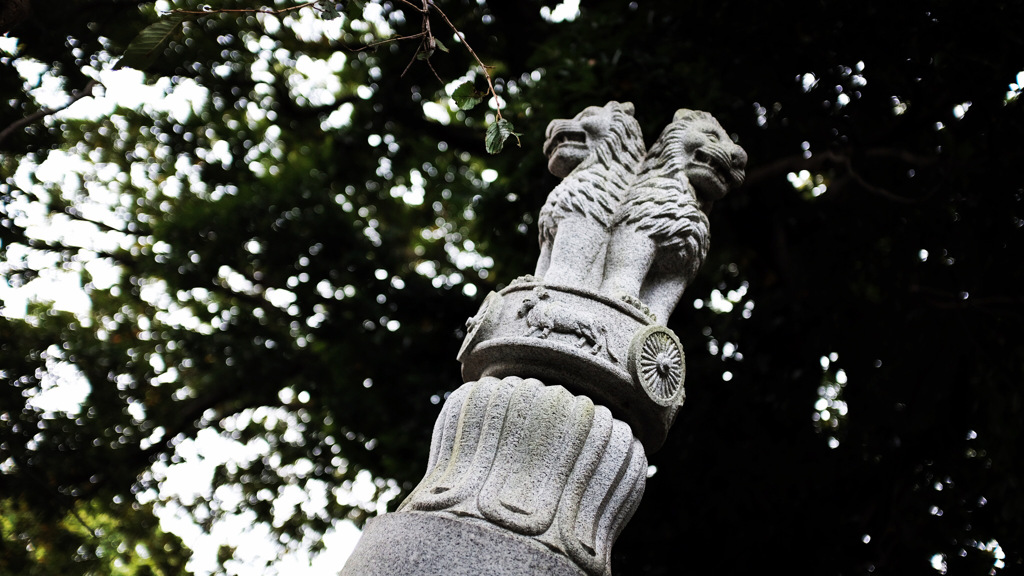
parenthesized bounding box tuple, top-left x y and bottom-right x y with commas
(601, 109, 747, 324)
(535, 101, 646, 286)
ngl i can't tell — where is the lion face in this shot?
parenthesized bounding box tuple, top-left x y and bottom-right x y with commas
(673, 110, 747, 202)
(544, 101, 636, 178)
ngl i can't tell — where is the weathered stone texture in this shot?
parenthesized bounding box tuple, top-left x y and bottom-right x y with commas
(399, 377, 646, 575)
(340, 103, 746, 576)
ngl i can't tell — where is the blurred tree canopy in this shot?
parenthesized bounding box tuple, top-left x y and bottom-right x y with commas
(1, 0, 1022, 574)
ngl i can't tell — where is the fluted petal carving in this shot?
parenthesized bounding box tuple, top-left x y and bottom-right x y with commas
(402, 378, 516, 512)
(400, 376, 646, 576)
(479, 381, 595, 534)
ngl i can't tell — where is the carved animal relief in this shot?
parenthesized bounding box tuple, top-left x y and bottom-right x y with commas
(518, 288, 616, 361)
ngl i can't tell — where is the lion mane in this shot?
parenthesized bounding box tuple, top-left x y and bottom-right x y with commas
(614, 114, 713, 288)
(601, 109, 747, 324)
(538, 102, 646, 236)
(534, 102, 646, 285)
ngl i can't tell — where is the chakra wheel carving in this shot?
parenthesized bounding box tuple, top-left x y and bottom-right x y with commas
(628, 326, 685, 406)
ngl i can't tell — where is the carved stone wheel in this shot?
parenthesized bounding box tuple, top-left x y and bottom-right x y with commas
(628, 326, 685, 406)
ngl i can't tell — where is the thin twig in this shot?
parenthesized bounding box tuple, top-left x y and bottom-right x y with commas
(427, 1, 502, 119)
(862, 147, 937, 166)
(393, 0, 426, 13)
(401, 0, 431, 77)
(424, 55, 444, 85)
(170, 1, 318, 16)
(838, 155, 923, 205)
(343, 31, 426, 53)
(421, 0, 433, 55)
(0, 80, 99, 146)
(64, 206, 129, 236)
(743, 148, 938, 204)
(70, 506, 100, 539)
(401, 48, 420, 77)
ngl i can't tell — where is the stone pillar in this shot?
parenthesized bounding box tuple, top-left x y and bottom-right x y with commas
(341, 103, 746, 576)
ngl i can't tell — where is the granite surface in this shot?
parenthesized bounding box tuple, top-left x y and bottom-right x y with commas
(341, 104, 747, 576)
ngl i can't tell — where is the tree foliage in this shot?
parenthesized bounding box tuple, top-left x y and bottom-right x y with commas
(1, 0, 1022, 574)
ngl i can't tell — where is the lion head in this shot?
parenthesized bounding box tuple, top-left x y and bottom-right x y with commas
(543, 101, 642, 178)
(668, 109, 747, 204)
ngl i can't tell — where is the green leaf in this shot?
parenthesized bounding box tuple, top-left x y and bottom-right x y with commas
(319, 1, 341, 20)
(347, 0, 364, 20)
(116, 14, 186, 71)
(452, 81, 484, 111)
(435, 38, 449, 53)
(485, 118, 520, 154)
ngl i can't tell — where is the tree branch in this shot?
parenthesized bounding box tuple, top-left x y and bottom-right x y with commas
(169, 1, 318, 16)
(0, 80, 99, 146)
(743, 148, 939, 204)
(343, 31, 426, 53)
(63, 206, 130, 236)
(427, 1, 502, 119)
